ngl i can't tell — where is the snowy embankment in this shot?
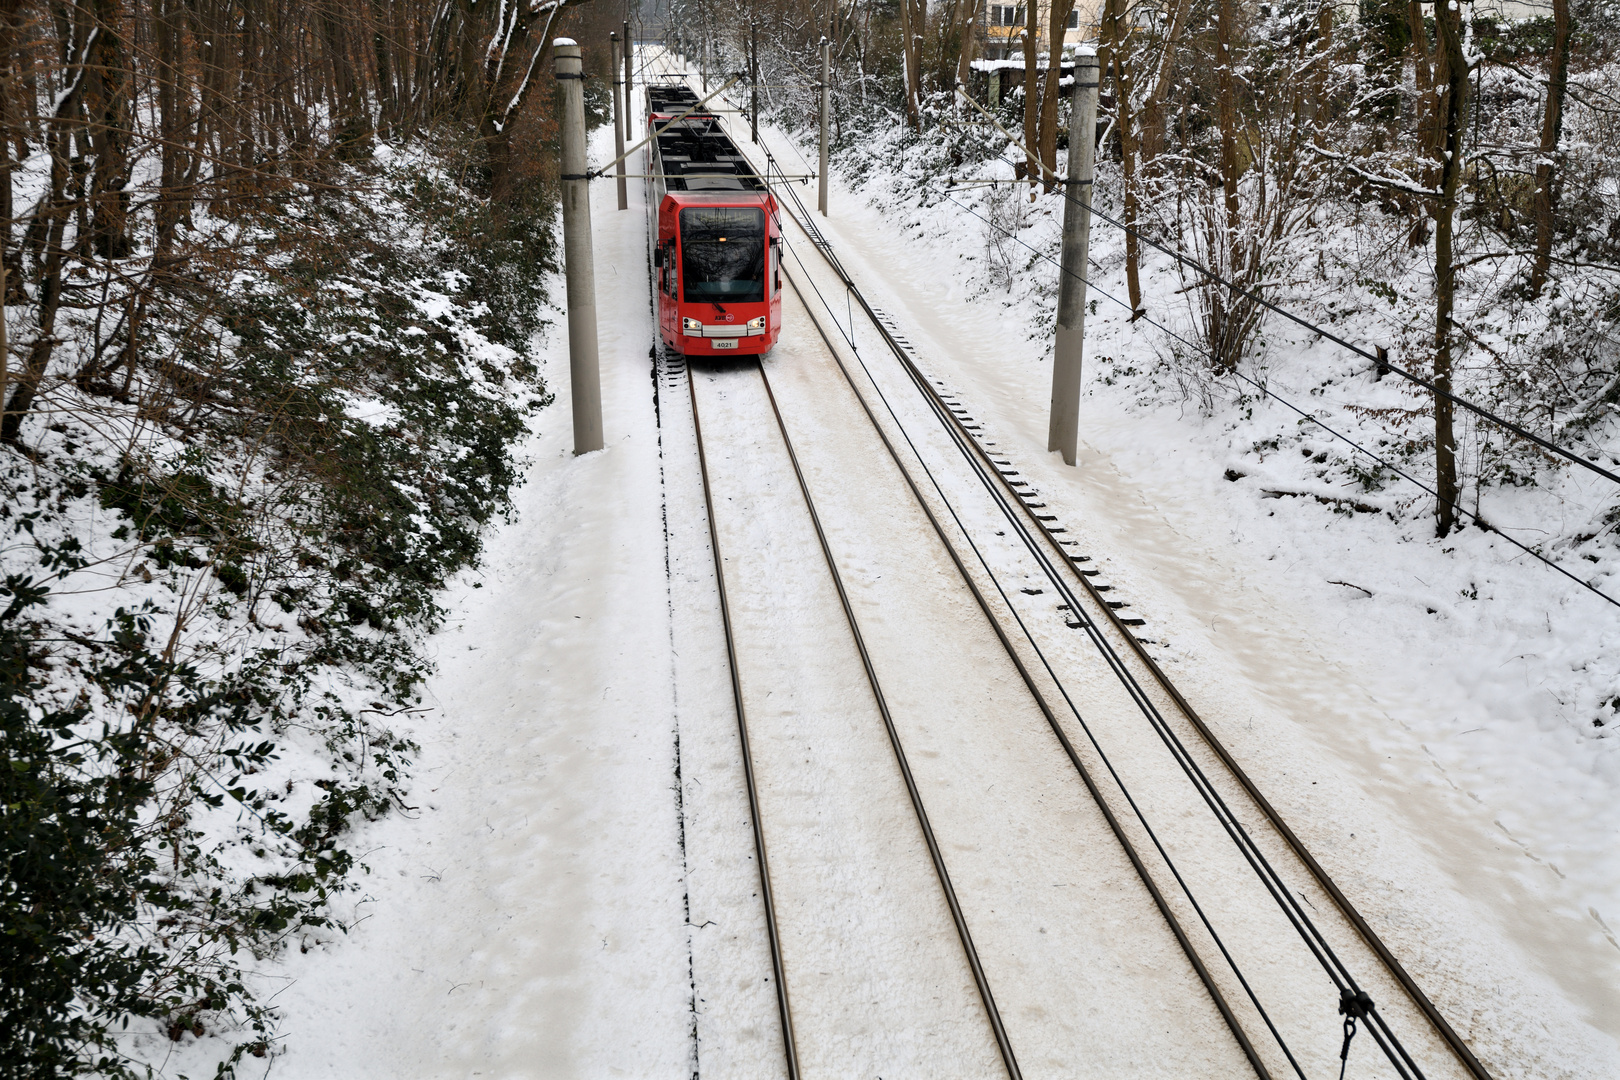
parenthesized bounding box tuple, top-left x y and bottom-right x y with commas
(3, 132, 565, 1073)
(254, 76, 1618, 1077)
(752, 106, 1620, 1053)
(259, 123, 696, 1075)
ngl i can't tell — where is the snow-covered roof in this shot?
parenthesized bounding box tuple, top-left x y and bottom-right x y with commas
(971, 57, 1076, 73)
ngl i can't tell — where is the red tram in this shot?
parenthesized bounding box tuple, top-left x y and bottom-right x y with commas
(646, 84, 782, 358)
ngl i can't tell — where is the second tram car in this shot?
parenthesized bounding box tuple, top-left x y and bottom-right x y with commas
(646, 84, 782, 358)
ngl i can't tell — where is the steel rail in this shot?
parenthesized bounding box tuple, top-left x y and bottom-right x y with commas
(780, 219, 1420, 1076)
(684, 70, 1288, 1076)
(757, 136, 1488, 1080)
(946, 366, 1495, 1080)
(747, 358, 1025, 1080)
(685, 370, 802, 1080)
(775, 237, 1278, 1080)
(838, 261, 1439, 1077)
(852, 303, 1419, 1079)
(645, 78, 802, 1073)
(655, 54, 1434, 1079)
(766, 169, 1417, 1075)
(648, 52, 1021, 1078)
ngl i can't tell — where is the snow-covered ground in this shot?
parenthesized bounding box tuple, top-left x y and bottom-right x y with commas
(260, 52, 1619, 1079)
(260, 118, 695, 1075)
(720, 72, 1620, 1072)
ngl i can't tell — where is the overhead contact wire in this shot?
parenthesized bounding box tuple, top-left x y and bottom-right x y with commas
(762, 150, 1282, 1080)
(699, 67, 1489, 1080)
(771, 150, 1439, 1080)
(775, 156, 1419, 1079)
(932, 185, 1619, 615)
(774, 88, 1464, 1080)
(750, 359, 1025, 1080)
(685, 370, 803, 1080)
(776, 220, 1304, 1078)
(764, 139, 1444, 1080)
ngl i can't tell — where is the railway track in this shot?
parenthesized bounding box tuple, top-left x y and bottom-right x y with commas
(645, 52, 1495, 1080)
(668, 292, 1265, 1079)
(686, 354, 1020, 1078)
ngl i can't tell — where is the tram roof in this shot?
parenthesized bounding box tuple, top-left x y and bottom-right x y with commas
(661, 190, 775, 207)
(651, 112, 767, 193)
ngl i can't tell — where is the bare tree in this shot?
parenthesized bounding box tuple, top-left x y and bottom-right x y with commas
(898, 0, 923, 125)
(1035, 0, 1075, 191)
(1430, 0, 1471, 536)
(1529, 0, 1570, 297)
(1021, 0, 1039, 191)
(1099, 0, 1142, 314)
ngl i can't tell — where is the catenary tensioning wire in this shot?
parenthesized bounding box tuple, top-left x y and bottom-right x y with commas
(933, 179, 1620, 614)
(747, 357, 1026, 1080)
(739, 58, 1620, 572)
(754, 131, 1471, 1080)
(774, 250, 1279, 1080)
(684, 343, 803, 1080)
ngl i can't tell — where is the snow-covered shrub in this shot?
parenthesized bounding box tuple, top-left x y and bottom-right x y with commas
(0, 152, 555, 1078)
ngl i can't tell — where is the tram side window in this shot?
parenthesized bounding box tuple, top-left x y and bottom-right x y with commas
(680, 207, 766, 304)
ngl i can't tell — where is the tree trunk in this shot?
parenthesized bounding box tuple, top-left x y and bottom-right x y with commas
(897, 0, 921, 126)
(0, 0, 24, 293)
(1431, 0, 1469, 537)
(1415, 0, 1444, 191)
(321, 1, 370, 158)
(475, 0, 583, 212)
(1021, 1, 1039, 192)
(1, 212, 64, 442)
(1139, 0, 1190, 164)
(370, 0, 397, 134)
(3, 69, 79, 443)
(1310, 0, 1332, 133)
(955, 0, 983, 90)
(1529, 0, 1569, 297)
(1037, 0, 1075, 191)
(934, 0, 959, 89)
(1102, 0, 1142, 313)
(1205, 0, 1242, 371)
(83, 0, 133, 258)
(1408, 0, 1433, 139)
(1215, 0, 1240, 247)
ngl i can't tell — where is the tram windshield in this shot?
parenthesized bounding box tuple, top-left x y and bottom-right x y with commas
(680, 207, 766, 304)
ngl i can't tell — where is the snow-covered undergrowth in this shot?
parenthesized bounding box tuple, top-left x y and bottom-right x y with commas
(1, 145, 554, 1076)
(748, 65, 1620, 969)
(783, 71, 1620, 754)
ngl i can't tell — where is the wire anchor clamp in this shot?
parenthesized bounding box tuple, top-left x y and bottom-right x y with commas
(1337, 988, 1375, 1079)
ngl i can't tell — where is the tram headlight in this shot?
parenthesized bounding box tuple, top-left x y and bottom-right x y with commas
(746, 317, 766, 330)
(682, 317, 702, 331)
